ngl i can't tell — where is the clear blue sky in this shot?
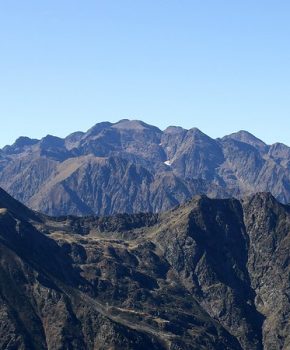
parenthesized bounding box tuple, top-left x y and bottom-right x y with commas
(1, 1, 290, 147)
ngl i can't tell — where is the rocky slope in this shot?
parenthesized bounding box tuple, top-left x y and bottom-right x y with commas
(1, 119, 290, 216)
(0, 187, 289, 349)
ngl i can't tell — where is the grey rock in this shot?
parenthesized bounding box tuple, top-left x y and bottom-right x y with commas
(0, 188, 289, 349)
(1, 120, 290, 216)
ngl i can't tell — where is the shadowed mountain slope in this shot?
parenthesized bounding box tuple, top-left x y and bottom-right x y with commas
(0, 188, 289, 349)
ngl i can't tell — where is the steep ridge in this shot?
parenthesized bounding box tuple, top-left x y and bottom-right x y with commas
(0, 188, 289, 349)
(1, 119, 290, 216)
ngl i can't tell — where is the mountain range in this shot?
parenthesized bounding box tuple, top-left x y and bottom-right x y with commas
(0, 187, 289, 349)
(1, 119, 290, 216)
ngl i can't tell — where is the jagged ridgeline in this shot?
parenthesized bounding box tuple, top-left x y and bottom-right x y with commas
(0, 187, 289, 349)
(1, 119, 290, 216)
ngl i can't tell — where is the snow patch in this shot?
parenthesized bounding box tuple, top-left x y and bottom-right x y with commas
(164, 160, 172, 166)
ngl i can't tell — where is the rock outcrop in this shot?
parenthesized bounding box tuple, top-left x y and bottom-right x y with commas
(0, 187, 289, 349)
(1, 119, 290, 216)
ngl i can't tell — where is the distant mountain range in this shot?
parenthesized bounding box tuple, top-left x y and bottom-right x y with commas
(1, 119, 290, 216)
(0, 187, 289, 349)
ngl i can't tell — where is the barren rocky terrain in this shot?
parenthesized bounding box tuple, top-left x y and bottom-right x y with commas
(0, 187, 289, 349)
(1, 119, 290, 216)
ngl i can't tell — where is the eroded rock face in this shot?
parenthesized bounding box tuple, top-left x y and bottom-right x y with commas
(0, 188, 289, 349)
(1, 119, 290, 216)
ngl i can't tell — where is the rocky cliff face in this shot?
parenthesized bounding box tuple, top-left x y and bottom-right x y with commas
(1, 119, 290, 216)
(0, 187, 289, 349)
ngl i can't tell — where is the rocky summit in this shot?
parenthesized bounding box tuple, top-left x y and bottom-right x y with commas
(1, 119, 290, 216)
(0, 187, 289, 349)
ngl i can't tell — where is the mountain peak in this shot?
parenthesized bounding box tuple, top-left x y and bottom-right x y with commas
(164, 125, 187, 134)
(2, 189, 290, 348)
(14, 136, 39, 147)
(222, 130, 266, 150)
(40, 135, 65, 147)
(2, 136, 39, 154)
(189, 127, 207, 135)
(248, 191, 275, 200)
(187, 127, 215, 142)
(112, 119, 160, 132)
(0, 187, 39, 221)
(86, 122, 113, 137)
(2, 119, 290, 217)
